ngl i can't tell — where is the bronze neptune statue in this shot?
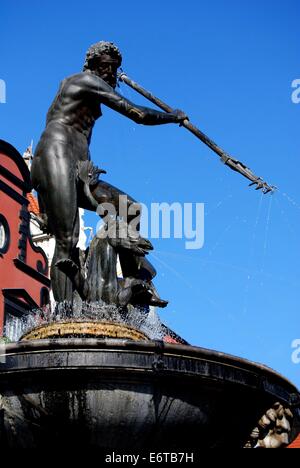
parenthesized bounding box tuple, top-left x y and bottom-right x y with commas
(31, 41, 187, 306)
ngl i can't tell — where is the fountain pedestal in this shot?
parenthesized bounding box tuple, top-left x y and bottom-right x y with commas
(0, 338, 299, 449)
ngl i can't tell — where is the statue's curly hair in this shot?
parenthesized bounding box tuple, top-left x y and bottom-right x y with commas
(83, 41, 122, 70)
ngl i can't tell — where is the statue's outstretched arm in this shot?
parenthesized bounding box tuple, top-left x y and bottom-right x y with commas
(86, 74, 187, 125)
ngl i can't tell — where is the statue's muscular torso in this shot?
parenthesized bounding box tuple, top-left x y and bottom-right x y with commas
(45, 73, 102, 142)
(32, 71, 181, 191)
(33, 73, 104, 172)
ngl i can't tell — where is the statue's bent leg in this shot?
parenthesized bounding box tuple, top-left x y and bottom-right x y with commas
(78, 176, 168, 307)
(78, 177, 141, 226)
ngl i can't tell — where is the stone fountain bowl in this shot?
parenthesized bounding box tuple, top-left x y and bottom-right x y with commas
(0, 339, 299, 449)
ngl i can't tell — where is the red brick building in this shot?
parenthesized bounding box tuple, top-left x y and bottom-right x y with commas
(0, 139, 50, 339)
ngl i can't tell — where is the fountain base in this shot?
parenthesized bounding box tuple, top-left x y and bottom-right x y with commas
(0, 339, 299, 449)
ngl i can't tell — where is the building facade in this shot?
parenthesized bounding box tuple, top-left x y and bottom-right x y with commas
(0, 140, 50, 339)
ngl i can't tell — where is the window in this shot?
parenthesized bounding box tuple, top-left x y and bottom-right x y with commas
(0, 214, 10, 254)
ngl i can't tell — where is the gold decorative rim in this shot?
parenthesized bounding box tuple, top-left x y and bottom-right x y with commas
(21, 321, 149, 342)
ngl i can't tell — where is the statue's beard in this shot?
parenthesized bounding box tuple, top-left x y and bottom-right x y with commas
(93, 71, 116, 88)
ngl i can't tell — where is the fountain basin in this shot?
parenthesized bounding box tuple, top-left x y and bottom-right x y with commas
(0, 339, 299, 449)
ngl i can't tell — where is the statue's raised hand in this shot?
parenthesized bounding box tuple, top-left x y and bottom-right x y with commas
(172, 108, 189, 125)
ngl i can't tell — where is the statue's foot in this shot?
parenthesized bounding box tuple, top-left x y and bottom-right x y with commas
(148, 296, 169, 308)
(132, 281, 168, 308)
(55, 258, 79, 278)
(120, 278, 168, 308)
(136, 284, 169, 308)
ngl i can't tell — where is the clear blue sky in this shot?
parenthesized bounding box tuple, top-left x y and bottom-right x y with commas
(1, 0, 299, 387)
